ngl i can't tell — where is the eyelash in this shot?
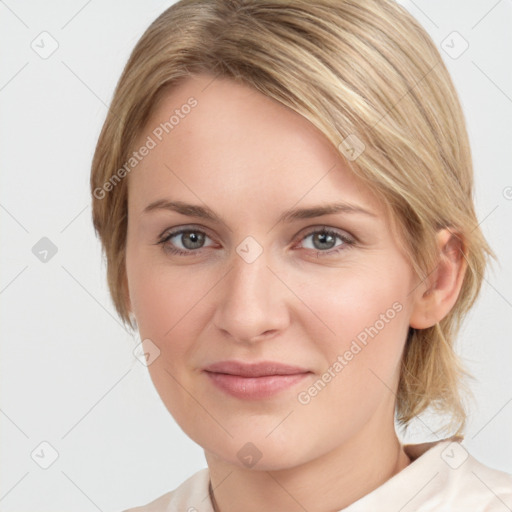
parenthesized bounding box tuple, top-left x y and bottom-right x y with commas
(155, 226, 356, 258)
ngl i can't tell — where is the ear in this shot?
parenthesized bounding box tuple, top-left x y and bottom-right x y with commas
(409, 228, 467, 329)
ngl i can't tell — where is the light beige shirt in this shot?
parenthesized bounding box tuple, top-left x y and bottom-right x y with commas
(123, 438, 512, 511)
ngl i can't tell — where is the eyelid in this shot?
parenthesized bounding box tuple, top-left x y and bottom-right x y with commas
(157, 223, 215, 242)
(293, 225, 356, 245)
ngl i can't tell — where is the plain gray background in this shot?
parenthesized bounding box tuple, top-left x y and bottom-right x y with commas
(1, 1, 511, 511)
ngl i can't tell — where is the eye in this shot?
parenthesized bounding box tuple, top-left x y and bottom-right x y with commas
(156, 225, 356, 257)
(297, 227, 355, 256)
(156, 227, 215, 256)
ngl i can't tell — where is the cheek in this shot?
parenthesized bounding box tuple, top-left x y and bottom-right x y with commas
(125, 251, 224, 360)
(126, 258, 216, 428)
(126, 246, 213, 338)
(295, 264, 410, 410)
(299, 264, 409, 346)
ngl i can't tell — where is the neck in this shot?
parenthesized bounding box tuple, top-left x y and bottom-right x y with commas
(206, 421, 410, 512)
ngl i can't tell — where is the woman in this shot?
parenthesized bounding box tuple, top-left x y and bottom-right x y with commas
(90, 0, 512, 510)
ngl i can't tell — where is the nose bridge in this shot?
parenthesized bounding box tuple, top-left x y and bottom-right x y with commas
(212, 238, 289, 342)
(230, 245, 271, 303)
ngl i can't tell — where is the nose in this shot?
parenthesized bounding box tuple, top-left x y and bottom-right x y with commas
(212, 247, 290, 344)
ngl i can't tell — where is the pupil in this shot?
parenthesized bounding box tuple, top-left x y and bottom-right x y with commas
(315, 232, 335, 250)
(183, 232, 204, 249)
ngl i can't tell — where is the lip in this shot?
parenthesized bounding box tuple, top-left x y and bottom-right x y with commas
(203, 360, 309, 377)
(202, 360, 312, 400)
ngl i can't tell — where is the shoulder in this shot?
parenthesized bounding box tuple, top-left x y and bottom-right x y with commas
(343, 439, 512, 512)
(406, 439, 512, 511)
(121, 468, 212, 512)
(445, 444, 512, 510)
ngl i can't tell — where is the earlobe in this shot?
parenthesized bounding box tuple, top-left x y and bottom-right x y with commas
(409, 228, 467, 329)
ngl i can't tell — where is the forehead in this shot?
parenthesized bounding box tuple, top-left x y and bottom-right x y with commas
(128, 73, 384, 221)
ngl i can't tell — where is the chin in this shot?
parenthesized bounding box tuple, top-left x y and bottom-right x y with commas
(199, 427, 318, 472)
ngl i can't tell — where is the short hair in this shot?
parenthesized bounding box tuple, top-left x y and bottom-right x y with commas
(90, 0, 495, 435)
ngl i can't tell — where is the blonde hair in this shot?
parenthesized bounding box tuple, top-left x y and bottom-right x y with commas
(91, 0, 495, 435)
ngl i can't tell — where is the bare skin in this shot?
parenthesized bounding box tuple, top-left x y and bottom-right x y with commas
(124, 73, 466, 511)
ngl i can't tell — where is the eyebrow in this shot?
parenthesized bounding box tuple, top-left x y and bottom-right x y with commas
(143, 199, 377, 224)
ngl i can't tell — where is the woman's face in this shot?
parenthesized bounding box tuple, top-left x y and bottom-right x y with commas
(125, 73, 420, 470)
